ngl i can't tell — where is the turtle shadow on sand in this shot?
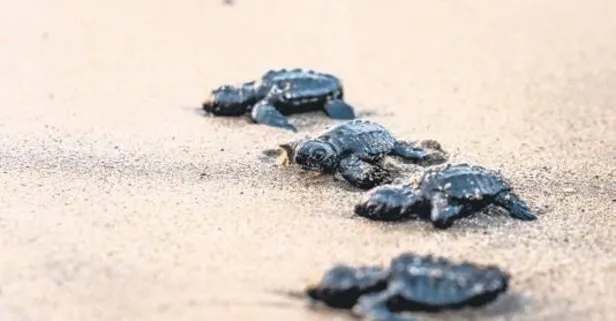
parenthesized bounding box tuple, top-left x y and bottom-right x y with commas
(468, 292, 531, 318)
(398, 292, 529, 321)
(349, 205, 524, 235)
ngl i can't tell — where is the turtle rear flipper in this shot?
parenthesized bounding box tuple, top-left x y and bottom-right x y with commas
(251, 100, 297, 132)
(323, 99, 356, 120)
(390, 140, 448, 166)
(493, 191, 537, 221)
(336, 155, 393, 190)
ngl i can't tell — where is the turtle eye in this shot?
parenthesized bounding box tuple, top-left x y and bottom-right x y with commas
(312, 148, 326, 161)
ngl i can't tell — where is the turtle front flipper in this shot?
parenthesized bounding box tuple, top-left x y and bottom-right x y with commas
(429, 192, 463, 229)
(323, 99, 356, 120)
(336, 155, 393, 189)
(250, 99, 297, 132)
(493, 191, 537, 221)
(390, 140, 448, 166)
(353, 291, 419, 321)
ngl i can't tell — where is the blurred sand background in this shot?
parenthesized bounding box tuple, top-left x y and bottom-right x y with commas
(1, 0, 615, 320)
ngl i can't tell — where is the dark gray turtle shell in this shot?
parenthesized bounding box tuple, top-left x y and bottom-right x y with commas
(257, 68, 344, 115)
(418, 163, 512, 201)
(384, 252, 510, 310)
(316, 119, 397, 163)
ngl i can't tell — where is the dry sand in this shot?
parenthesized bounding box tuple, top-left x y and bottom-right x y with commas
(1, 0, 615, 320)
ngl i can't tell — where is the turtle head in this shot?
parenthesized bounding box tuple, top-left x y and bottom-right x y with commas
(202, 84, 256, 116)
(290, 140, 339, 173)
(354, 183, 427, 221)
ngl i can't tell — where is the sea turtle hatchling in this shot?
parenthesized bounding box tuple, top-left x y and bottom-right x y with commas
(276, 119, 449, 190)
(301, 252, 511, 321)
(354, 163, 538, 229)
(201, 68, 356, 132)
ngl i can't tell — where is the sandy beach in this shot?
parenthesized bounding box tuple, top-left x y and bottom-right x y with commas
(1, 0, 615, 320)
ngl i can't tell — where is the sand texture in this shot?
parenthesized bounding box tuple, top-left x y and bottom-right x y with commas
(1, 0, 615, 320)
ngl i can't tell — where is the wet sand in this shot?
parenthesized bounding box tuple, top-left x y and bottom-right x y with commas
(1, 0, 615, 320)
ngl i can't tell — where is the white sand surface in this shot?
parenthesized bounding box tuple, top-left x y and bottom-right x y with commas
(1, 1, 615, 320)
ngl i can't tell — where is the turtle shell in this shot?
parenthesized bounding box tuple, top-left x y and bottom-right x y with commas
(383, 252, 510, 311)
(419, 163, 511, 201)
(256, 69, 344, 114)
(318, 119, 397, 163)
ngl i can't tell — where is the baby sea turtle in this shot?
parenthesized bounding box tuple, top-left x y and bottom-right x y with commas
(201, 68, 355, 132)
(277, 119, 449, 190)
(354, 163, 537, 229)
(303, 252, 511, 321)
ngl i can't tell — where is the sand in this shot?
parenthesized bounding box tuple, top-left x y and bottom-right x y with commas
(1, 0, 615, 320)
